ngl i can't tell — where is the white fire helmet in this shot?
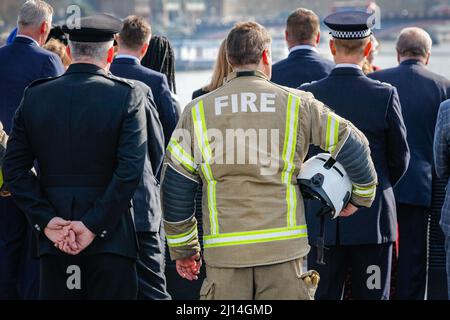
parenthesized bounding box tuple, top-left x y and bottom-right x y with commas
(298, 153, 352, 219)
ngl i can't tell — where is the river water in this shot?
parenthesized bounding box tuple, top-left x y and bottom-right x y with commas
(175, 41, 450, 109)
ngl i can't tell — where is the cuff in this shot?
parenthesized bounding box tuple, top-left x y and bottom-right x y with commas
(351, 183, 377, 208)
(164, 215, 200, 261)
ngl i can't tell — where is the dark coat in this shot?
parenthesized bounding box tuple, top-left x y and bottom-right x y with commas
(110, 57, 178, 145)
(301, 67, 410, 245)
(0, 36, 64, 132)
(369, 60, 450, 207)
(271, 48, 334, 88)
(109, 58, 166, 233)
(3, 63, 147, 258)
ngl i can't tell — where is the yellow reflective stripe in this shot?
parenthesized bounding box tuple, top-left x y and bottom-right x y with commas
(203, 226, 308, 248)
(167, 138, 197, 174)
(0, 170, 3, 189)
(192, 101, 219, 235)
(281, 94, 300, 228)
(166, 226, 198, 247)
(353, 184, 376, 198)
(326, 114, 340, 154)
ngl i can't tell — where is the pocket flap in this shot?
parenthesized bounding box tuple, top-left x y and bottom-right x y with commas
(199, 279, 214, 297)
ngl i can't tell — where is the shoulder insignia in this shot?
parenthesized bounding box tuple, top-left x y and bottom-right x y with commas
(105, 73, 136, 88)
(28, 75, 62, 89)
(373, 79, 393, 87)
(299, 81, 317, 89)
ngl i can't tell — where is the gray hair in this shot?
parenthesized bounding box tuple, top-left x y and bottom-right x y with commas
(396, 27, 432, 58)
(17, 0, 54, 28)
(69, 40, 114, 62)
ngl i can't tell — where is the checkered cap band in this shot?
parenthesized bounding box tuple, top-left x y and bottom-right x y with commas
(330, 29, 372, 39)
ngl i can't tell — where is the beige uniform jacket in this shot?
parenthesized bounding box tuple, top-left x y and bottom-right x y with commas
(163, 70, 376, 268)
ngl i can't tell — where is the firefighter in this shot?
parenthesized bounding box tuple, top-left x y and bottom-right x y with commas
(161, 21, 378, 300)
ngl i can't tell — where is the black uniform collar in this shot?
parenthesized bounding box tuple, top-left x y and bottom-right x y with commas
(65, 63, 107, 76)
(226, 70, 268, 82)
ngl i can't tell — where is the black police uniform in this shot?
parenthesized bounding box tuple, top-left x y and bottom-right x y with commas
(3, 14, 147, 300)
(301, 12, 410, 300)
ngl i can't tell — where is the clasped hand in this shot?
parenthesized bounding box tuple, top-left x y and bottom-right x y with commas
(44, 217, 96, 255)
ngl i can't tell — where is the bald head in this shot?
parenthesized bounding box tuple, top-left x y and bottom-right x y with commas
(396, 27, 432, 63)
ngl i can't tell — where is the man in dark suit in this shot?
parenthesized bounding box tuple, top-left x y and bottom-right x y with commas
(110, 15, 171, 300)
(370, 27, 450, 300)
(110, 19, 177, 146)
(4, 14, 147, 300)
(301, 12, 410, 300)
(271, 8, 334, 88)
(0, 0, 64, 300)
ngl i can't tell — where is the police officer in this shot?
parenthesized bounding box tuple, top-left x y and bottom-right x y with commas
(370, 27, 450, 300)
(3, 14, 148, 299)
(161, 21, 377, 300)
(301, 11, 410, 300)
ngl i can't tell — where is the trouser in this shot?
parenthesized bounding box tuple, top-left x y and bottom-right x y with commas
(308, 243, 393, 300)
(200, 258, 318, 300)
(39, 253, 138, 300)
(136, 231, 171, 300)
(0, 197, 38, 299)
(445, 234, 450, 300)
(396, 203, 429, 300)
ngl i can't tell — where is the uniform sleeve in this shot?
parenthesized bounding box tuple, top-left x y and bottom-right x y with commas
(3, 92, 57, 234)
(385, 88, 410, 187)
(303, 94, 378, 208)
(144, 87, 165, 177)
(161, 106, 201, 260)
(434, 100, 450, 179)
(157, 75, 179, 146)
(81, 86, 147, 237)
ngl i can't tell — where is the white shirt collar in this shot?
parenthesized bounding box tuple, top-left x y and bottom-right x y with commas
(115, 54, 141, 63)
(16, 35, 40, 47)
(334, 63, 362, 70)
(289, 45, 318, 53)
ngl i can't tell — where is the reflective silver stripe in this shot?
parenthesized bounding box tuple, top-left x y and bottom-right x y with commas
(353, 184, 376, 197)
(192, 101, 219, 235)
(203, 226, 308, 248)
(326, 114, 340, 154)
(282, 94, 300, 227)
(167, 139, 198, 173)
(167, 227, 198, 247)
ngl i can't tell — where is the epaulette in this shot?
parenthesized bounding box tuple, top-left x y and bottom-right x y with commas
(28, 75, 62, 89)
(300, 81, 317, 88)
(105, 73, 135, 88)
(374, 80, 393, 87)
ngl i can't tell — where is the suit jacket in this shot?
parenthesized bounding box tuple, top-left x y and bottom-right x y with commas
(434, 99, 450, 235)
(271, 48, 334, 88)
(301, 67, 410, 245)
(110, 57, 178, 146)
(0, 36, 64, 132)
(370, 60, 450, 207)
(108, 59, 165, 233)
(3, 63, 147, 258)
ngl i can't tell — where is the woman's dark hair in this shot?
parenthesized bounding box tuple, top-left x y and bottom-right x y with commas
(142, 35, 177, 94)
